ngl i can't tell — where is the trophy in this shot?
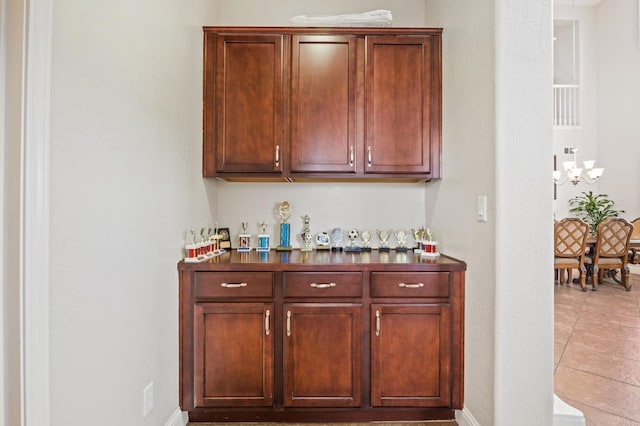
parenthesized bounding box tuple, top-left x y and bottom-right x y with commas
(315, 232, 331, 250)
(184, 228, 202, 263)
(257, 221, 270, 252)
(238, 222, 252, 252)
(412, 226, 426, 253)
(344, 228, 361, 253)
(276, 201, 292, 251)
(360, 230, 372, 252)
(422, 228, 440, 257)
(330, 228, 344, 252)
(394, 229, 409, 252)
(300, 214, 313, 252)
(377, 229, 391, 252)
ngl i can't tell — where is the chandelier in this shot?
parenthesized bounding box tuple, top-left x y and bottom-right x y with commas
(553, 147, 604, 185)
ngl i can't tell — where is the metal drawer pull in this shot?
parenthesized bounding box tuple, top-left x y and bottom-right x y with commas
(375, 310, 381, 336)
(367, 146, 372, 167)
(286, 311, 291, 337)
(349, 146, 354, 166)
(310, 282, 336, 289)
(275, 144, 280, 167)
(265, 310, 270, 336)
(220, 282, 248, 288)
(398, 282, 424, 289)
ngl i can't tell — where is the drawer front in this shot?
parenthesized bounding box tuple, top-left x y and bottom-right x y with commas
(371, 272, 449, 298)
(283, 272, 362, 298)
(194, 272, 273, 298)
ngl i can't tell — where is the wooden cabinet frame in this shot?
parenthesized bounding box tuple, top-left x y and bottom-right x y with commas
(179, 250, 465, 423)
(202, 27, 442, 182)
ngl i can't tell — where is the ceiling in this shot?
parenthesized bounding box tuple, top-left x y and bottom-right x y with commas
(554, 0, 604, 5)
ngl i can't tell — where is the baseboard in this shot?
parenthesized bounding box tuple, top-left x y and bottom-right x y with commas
(165, 407, 188, 426)
(455, 407, 481, 426)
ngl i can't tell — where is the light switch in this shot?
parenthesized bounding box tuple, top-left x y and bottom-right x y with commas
(477, 195, 488, 222)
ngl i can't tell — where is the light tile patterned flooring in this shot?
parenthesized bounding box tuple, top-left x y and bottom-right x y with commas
(555, 272, 640, 425)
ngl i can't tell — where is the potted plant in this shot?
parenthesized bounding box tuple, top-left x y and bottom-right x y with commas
(568, 191, 624, 234)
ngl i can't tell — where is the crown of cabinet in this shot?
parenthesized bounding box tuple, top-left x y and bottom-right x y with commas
(202, 27, 442, 182)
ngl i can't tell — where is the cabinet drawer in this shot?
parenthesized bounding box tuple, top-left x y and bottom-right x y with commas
(371, 272, 449, 298)
(283, 272, 362, 297)
(194, 272, 273, 298)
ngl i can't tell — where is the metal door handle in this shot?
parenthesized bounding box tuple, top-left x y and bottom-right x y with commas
(398, 282, 424, 289)
(310, 282, 336, 289)
(220, 282, 248, 288)
(265, 309, 270, 336)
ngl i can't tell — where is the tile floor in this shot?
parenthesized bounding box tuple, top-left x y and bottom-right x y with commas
(555, 271, 640, 425)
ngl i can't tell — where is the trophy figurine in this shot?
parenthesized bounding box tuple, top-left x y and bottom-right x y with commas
(422, 228, 440, 257)
(330, 228, 344, 252)
(238, 221, 252, 252)
(299, 214, 313, 252)
(257, 221, 270, 252)
(315, 231, 331, 250)
(276, 201, 292, 251)
(360, 230, 372, 252)
(394, 229, 409, 252)
(184, 228, 201, 263)
(344, 228, 361, 253)
(412, 226, 426, 253)
(377, 229, 391, 252)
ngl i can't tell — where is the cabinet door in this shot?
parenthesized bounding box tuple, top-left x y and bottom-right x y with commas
(371, 304, 451, 407)
(284, 304, 362, 407)
(290, 35, 358, 173)
(193, 303, 274, 407)
(365, 36, 441, 176)
(207, 34, 284, 175)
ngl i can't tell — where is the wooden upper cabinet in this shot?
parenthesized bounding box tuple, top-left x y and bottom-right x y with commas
(365, 36, 441, 177)
(203, 33, 285, 177)
(202, 28, 442, 181)
(290, 35, 358, 174)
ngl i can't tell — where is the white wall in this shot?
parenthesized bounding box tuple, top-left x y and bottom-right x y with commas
(596, 0, 640, 218)
(211, 0, 431, 246)
(553, 5, 601, 219)
(1, 0, 25, 424)
(49, 1, 217, 425)
(423, 1, 497, 423)
(16, 1, 555, 425)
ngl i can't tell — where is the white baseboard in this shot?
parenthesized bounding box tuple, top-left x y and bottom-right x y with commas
(456, 407, 481, 426)
(165, 408, 188, 426)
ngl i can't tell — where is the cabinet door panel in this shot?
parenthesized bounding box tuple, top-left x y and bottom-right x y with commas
(194, 303, 274, 407)
(214, 35, 283, 173)
(371, 304, 450, 407)
(365, 36, 435, 175)
(290, 35, 357, 173)
(284, 304, 362, 407)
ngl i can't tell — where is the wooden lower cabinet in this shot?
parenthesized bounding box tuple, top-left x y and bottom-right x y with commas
(193, 303, 274, 408)
(179, 251, 465, 422)
(284, 304, 362, 407)
(371, 304, 451, 407)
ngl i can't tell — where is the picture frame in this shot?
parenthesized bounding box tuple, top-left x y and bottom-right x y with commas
(218, 227, 232, 250)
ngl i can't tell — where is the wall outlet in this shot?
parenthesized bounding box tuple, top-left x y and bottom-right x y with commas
(143, 382, 154, 418)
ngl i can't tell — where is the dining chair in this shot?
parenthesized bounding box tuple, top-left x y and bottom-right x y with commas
(629, 217, 640, 264)
(584, 217, 634, 291)
(554, 218, 589, 291)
